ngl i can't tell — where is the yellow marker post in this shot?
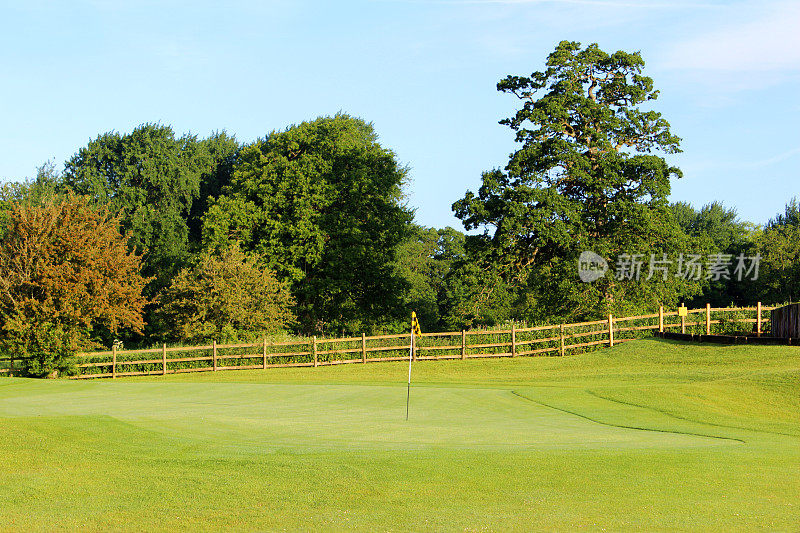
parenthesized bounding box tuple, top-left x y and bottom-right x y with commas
(678, 306, 688, 333)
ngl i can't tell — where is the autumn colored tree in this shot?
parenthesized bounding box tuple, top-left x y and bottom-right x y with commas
(158, 245, 295, 343)
(0, 193, 148, 376)
(0, 162, 61, 238)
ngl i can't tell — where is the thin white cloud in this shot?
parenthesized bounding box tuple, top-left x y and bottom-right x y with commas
(743, 146, 800, 169)
(383, 0, 721, 7)
(681, 146, 800, 175)
(663, 1, 800, 72)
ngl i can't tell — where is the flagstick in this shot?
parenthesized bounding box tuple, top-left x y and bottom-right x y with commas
(406, 331, 413, 421)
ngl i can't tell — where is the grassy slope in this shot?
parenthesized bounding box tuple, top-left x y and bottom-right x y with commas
(0, 339, 798, 531)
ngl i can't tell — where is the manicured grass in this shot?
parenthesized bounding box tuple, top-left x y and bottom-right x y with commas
(1, 339, 798, 531)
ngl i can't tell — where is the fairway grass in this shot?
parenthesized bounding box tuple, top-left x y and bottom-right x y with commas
(1, 339, 798, 531)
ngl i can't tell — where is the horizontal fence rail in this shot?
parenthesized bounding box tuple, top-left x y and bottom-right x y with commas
(0, 304, 777, 379)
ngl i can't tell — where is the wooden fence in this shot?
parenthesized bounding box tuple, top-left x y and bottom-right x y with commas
(0, 304, 776, 379)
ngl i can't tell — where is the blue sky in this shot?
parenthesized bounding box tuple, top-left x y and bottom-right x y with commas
(1, 0, 798, 229)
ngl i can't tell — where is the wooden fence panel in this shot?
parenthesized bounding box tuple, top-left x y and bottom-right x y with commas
(770, 304, 800, 338)
(52, 305, 775, 379)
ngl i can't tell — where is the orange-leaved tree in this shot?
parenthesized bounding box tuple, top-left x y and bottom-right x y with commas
(0, 193, 148, 377)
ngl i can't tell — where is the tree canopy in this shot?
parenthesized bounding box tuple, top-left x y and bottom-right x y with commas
(0, 193, 147, 376)
(202, 114, 413, 334)
(751, 199, 800, 305)
(62, 124, 232, 294)
(669, 201, 756, 307)
(1, 56, 796, 360)
(393, 225, 472, 330)
(453, 41, 699, 320)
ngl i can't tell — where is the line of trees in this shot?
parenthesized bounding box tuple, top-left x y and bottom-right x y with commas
(1, 42, 798, 376)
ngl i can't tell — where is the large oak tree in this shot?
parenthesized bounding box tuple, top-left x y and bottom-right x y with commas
(202, 115, 413, 335)
(62, 124, 238, 295)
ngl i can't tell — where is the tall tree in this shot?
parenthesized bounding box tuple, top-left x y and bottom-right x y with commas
(753, 199, 800, 305)
(670, 201, 752, 253)
(0, 193, 147, 376)
(393, 225, 468, 330)
(202, 114, 413, 334)
(454, 41, 699, 320)
(669, 201, 757, 306)
(62, 124, 212, 294)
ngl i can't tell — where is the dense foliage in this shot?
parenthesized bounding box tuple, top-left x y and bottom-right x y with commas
(454, 41, 701, 321)
(0, 194, 147, 376)
(753, 205, 800, 304)
(202, 114, 413, 335)
(158, 245, 294, 343)
(62, 124, 237, 296)
(668, 201, 756, 307)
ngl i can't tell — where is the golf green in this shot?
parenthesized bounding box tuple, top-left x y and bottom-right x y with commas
(1, 338, 798, 531)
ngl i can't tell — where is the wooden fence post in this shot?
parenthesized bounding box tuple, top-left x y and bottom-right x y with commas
(659, 306, 664, 333)
(263, 337, 267, 369)
(213, 340, 217, 371)
(705, 303, 711, 335)
(312, 336, 318, 367)
(162, 343, 167, 375)
(112, 345, 117, 379)
(461, 330, 466, 360)
(608, 314, 614, 347)
(559, 324, 565, 356)
(681, 313, 686, 334)
(757, 301, 762, 336)
(361, 333, 367, 363)
(511, 324, 517, 357)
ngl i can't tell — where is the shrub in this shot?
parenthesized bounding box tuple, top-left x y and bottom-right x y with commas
(158, 245, 295, 343)
(715, 307, 751, 336)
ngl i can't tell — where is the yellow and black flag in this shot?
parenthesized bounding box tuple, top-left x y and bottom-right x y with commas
(411, 311, 422, 336)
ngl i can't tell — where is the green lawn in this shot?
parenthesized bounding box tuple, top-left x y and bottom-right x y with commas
(1, 338, 798, 531)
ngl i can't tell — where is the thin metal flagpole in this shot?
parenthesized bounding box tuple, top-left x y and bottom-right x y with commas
(406, 330, 413, 420)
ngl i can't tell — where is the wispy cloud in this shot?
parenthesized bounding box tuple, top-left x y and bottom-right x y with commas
(681, 146, 800, 175)
(662, 1, 800, 73)
(382, 0, 721, 7)
(742, 146, 800, 169)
